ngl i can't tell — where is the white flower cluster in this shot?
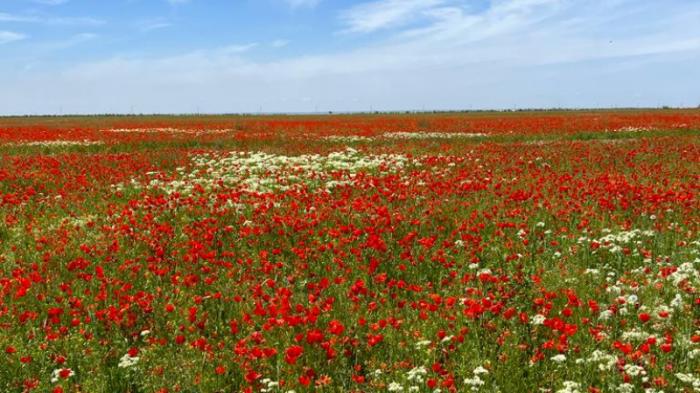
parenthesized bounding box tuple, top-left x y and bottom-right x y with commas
(118, 353, 140, 368)
(383, 132, 486, 139)
(585, 350, 618, 372)
(622, 364, 646, 378)
(616, 383, 635, 393)
(530, 314, 546, 325)
(147, 148, 418, 195)
(322, 135, 373, 142)
(589, 229, 655, 254)
(102, 127, 233, 134)
(621, 330, 654, 341)
(260, 378, 280, 392)
(676, 372, 700, 390)
(556, 381, 582, 393)
(321, 132, 487, 142)
(608, 126, 652, 133)
(386, 366, 429, 392)
(407, 366, 427, 384)
(414, 340, 432, 349)
(551, 354, 567, 363)
(463, 366, 489, 391)
(666, 262, 699, 286)
(6, 140, 103, 147)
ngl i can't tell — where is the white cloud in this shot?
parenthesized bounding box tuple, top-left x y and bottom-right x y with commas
(0, 31, 27, 44)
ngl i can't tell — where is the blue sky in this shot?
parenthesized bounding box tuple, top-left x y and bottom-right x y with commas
(1, 0, 699, 115)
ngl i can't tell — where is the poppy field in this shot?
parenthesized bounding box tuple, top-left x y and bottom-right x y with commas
(0, 110, 699, 393)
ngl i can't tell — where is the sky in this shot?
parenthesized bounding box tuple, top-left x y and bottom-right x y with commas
(1, 0, 700, 115)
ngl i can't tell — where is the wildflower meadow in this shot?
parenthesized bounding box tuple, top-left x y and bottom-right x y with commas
(0, 111, 698, 393)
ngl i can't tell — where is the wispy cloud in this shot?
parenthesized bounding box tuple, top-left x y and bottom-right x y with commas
(220, 43, 258, 54)
(0, 13, 35, 22)
(50, 0, 700, 84)
(138, 18, 173, 32)
(49, 16, 105, 26)
(339, 0, 447, 34)
(271, 39, 290, 48)
(40, 32, 98, 50)
(0, 12, 105, 26)
(142, 22, 171, 32)
(0, 31, 27, 44)
(31, 0, 69, 5)
(284, 0, 321, 9)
